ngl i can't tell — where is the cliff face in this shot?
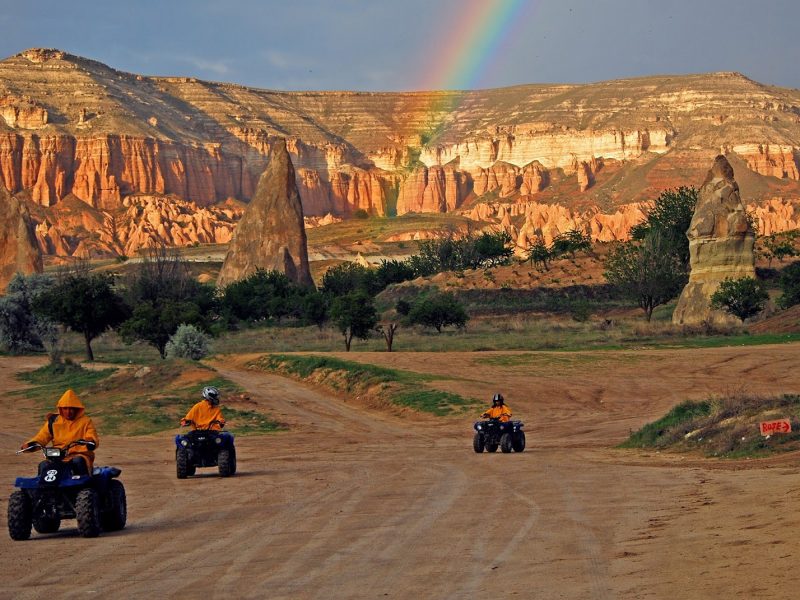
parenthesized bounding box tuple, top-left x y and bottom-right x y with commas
(0, 50, 799, 259)
(0, 188, 42, 290)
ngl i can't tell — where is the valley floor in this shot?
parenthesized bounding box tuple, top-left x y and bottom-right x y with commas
(1, 344, 799, 599)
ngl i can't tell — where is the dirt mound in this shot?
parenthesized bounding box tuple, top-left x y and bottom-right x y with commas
(749, 304, 800, 333)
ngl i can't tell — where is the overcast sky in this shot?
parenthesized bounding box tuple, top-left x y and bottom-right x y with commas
(2, 0, 798, 91)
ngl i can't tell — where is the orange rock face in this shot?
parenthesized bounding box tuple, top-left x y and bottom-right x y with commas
(0, 188, 42, 290)
(1, 50, 800, 260)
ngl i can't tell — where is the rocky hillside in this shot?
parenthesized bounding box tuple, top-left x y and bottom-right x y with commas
(1, 47, 800, 260)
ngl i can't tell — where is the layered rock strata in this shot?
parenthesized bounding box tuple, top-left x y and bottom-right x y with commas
(0, 189, 42, 290)
(217, 139, 312, 287)
(672, 156, 756, 326)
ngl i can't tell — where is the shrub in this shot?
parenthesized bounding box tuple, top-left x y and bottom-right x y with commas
(630, 186, 698, 269)
(778, 262, 800, 309)
(165, 324, 211, 360)
(0, 273, 55, 354)
(710, 277, 769, 322)
(408, 292, 469, 332)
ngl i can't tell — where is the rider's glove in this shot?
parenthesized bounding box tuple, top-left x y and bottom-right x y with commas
(20, 441, 33, 450)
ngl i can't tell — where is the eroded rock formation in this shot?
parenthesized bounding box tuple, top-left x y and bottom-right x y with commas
(0, 189, 42, 290)
(0, 50, 799, 259)
(672, 156, 756, 326)
(217, 139, 312, 287)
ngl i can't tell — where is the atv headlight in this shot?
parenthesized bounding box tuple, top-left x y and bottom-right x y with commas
(45, 448, 62, 458)
(476, 425, 482, 430)
(215, 437, 222, 445)
(180, 439, 189, 447)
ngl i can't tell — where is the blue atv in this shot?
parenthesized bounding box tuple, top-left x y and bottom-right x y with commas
(175, 420, 236, 478)
(8, 441, 127, 540)
(473, 419, 526, 453)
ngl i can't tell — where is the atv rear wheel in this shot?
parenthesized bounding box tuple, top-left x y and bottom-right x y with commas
(8, 491, 32, 541)
(500, 432, 513, 453)
(473, 433, 485, 453)
(512, 431, 526, 453)
(176, 448, 191, 479)
(33, 515, 61, 534)
(486, 442, 498, 453)
(218, 448, 234, 477)
(76, 489, 101, 538)
(101, 480, 127, 531)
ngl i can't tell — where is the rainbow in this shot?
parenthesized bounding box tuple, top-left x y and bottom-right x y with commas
(410, 0, 537, 150)
(417, 0, 534, 92)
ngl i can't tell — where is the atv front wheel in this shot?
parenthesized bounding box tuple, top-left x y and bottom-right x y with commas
(76, 489, 101, 538)
(500, 432, 513, 453)
(473, 433, 485, 453)
(101, 480, 127, 531)
(8, 491, 32, 541)
(176, 448, 191, 479)
(486, 442, 498, 453)
(218, 448, 235, 477)
(512, 431, 526, 453)
(33, 515, 61, 534)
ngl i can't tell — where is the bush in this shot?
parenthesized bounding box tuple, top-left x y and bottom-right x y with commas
(220, 269, 296, 322)
(0, 273, 55, 354)
(352, 208, 370, 219)
(778, 262, 800, 309)
(408, 292, 469, 332)
(165, 324, 211, 360)
(710, 277, 769, 322)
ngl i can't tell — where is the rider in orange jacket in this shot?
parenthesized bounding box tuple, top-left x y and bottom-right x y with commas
(181, 386, 226, 430)
(481, 393, 512, 422)
(21, 389, 99, 474)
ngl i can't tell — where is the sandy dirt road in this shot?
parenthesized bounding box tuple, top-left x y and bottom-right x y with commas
(1, 345, 800, 599)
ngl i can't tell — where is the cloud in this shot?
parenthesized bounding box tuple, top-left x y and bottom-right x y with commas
(179, 56, 231, 77)
(263, 49, 317, 72)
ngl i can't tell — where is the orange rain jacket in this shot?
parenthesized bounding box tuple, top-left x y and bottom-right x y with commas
(481, 404, 513, 423)
(182, 400, 226, 430)
(28, 389, 99, 469)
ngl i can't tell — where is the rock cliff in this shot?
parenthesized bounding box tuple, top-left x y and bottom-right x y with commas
(217, 139, 312, 287)
(0, 50, 799, 259)
(0, 188, 42, 290)
(672, 156, 756, 326)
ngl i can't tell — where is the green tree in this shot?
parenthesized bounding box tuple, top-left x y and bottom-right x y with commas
(119, 246, 216, 358)
(471, 231, 514, 267)
(408, 292, 469, 333)
(330, 291, 378, 351)
(527, 239, 552, 271)
(34, 268, 129, 361)
(321, 262, 378, 297)
(604, 234, 686, 321)
(710, 277, 769, 322)
(550, 229, 592, 259)
(0, 273, 55, 354)
(301, 290, 329, 329)
(778, 262, 800, 309)
(220, 269, 296, 323)
(630, 186, 698, 269)
(374, 259, 416, 290)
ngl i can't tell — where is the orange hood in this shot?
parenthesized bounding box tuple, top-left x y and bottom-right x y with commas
(56, 389, 85, 419)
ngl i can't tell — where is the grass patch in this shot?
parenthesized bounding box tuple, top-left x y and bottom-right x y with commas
(252, 353, 478, 416)
(17, 360, 280, 436)
(16, 362, 117, 409)
(393, 389, 475, 416)
(620, 394, 800, 458)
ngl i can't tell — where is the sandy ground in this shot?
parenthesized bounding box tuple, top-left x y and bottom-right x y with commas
(1, 344, 800, 599)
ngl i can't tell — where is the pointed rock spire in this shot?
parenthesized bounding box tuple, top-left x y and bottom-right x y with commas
(217, 139, 313, 288)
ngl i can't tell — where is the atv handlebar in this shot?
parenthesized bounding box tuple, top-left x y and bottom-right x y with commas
(16, 439, 95, 456)
(180, 419, 225, 430)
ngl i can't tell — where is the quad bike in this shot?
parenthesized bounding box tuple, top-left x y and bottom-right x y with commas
(8, 441, 127, 540)
(473, 418, 526, 453)
(175, 420, 236, 478)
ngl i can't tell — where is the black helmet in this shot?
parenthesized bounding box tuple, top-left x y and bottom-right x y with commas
(492, 393, 504, 405)
(202, 386, 220, 406)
